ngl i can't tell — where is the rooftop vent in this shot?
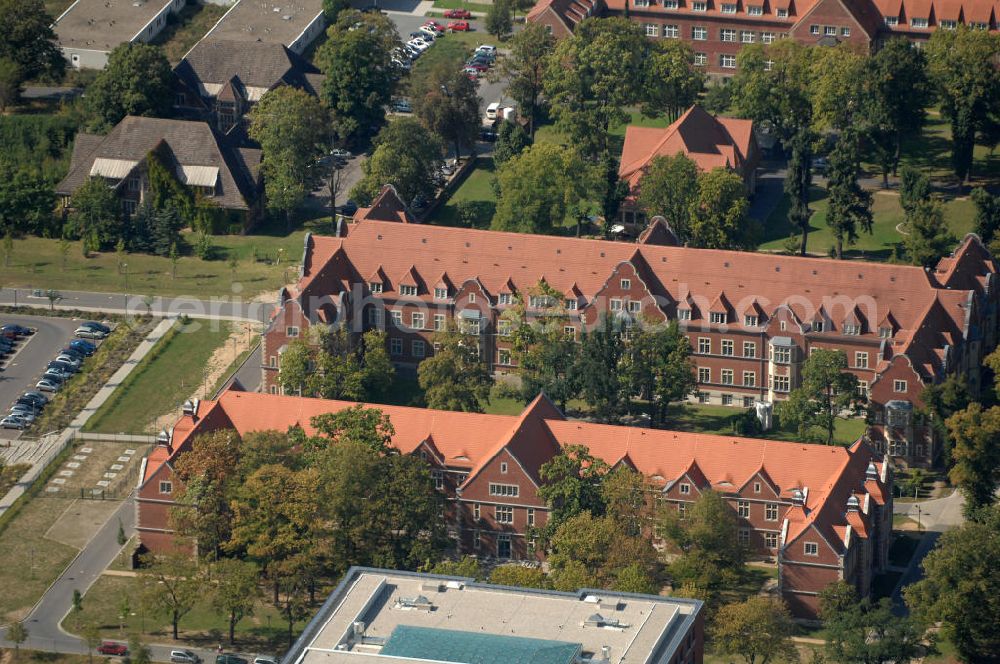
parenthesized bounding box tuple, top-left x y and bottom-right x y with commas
(584, 614, 629, 630)
(182, 399, 196, 416)
(156, 429, 170, 446)
(421, 582, 443, 593)
(865, 462, 879, 482)
(791, 488, 805, 506)
(394, 595, 434, 611)
(846, 495, 860, 512)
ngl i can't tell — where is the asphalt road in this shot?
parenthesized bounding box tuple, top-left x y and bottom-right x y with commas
(0, 314, 83, 440)
(0, 289, 275, 324)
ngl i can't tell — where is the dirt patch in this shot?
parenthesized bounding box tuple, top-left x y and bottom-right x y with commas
(44, 499, 122, 549)
(46, 441, 145, 496)
(151, 322, 259, 432)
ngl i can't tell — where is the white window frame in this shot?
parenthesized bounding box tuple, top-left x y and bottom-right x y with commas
(766, 503, 779, 521)
(743, 370, 756, 387)
(495, 505, 514, 524)
(679, 482, 691, 495)
(159, 481, 172, 494)
(721, 339, 734, 356)
(664, 23, 679, 37)
(804, 542, 819, 556)
(893, 380, 907, 393)
(489, 482, 520, 497)
(434, 287, 448, 300)
(692, 26, 708, 40)
(720, 28, 737, 41)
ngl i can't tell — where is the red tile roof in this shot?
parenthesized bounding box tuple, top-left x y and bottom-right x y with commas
(150, 389, 888, 554)
(619, 106, 755, 190)
(353, 184, 413, 224)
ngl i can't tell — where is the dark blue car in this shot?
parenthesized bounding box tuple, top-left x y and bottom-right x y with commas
(69, 339, 97, 355)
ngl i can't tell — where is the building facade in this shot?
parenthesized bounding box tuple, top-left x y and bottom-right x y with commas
(527, 0, 998, 77)
(138, 389, 893, 619)
(261, 207, 999, 466)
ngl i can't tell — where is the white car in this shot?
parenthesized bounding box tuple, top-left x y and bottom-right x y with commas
(55, 354, 81, 367)
(420, 25, 443, 38)
(75, 326, 107, 339)
(476, 44, 497, 55)
(35, 378, 61, 392)
(407, 39, 431, 53)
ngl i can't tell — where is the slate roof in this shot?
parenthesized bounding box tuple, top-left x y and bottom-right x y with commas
(175, 39, 325, 101)
(57, 116, 261, 211)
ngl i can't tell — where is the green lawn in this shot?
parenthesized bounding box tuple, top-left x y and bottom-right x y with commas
(434, 158, 497, 228)
(759, 188, 976, 260)
(1, 220, 318, 298)
(44, 0, 74, 17)
(432, 0, 494, 12)
(63, 575, 313, 654)
(665, 403, 868, 446)
(151, 2, 228, 64)
(84, 320, 235, 433)
(406, 32, 485, 95)
(0, 496, 80, 623)
(534, 110, 674, 156)
(861, 110, 1000, 186)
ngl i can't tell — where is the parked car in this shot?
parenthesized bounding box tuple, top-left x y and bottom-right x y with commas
(170, 650, 201, 664)
(462, 66, 480, 78)
(392, 57, 412, 71)
(9, 409, 35, 424)
(80, 321, 111, 334)
(479, 127, 498, 142)
(216, 655, 248, 664)
(468, 52, 493, 64)
(97, 642, 128, 657)
(10, 403, 40, 417)
(407, 39, 431, 53)
(20, 391, 48, 406)
(448, 20, 471, 31)
(48, 360, 79, 374)
(69, 339, 97, 355)
(476, 44, 497, 55)
(1, 324, 33, 336)
(36, 379, 61, 392)
(252, 658, 276, 664)
(1, 415, 27, 429)
(466, 61, 489, 72)
(390, 98, 413, 113)
(43, 370, 70, 384)
(424, 19, 445, 29)
(59, 347, 86, 361)
(75, 326, 107, 339)
(418, 25, 441, 39)
(443, 8, 471, 17)
(812, 156, 829, 175)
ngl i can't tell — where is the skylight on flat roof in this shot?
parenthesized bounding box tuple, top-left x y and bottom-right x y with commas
(379, 625, 581, 664)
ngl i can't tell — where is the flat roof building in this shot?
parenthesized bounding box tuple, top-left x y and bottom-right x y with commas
(200, 0, 326, 53)
(53, 0, 187, 69)
(283, 567, 704, 664)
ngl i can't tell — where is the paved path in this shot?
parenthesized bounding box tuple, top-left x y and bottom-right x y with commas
(893, 490, 965, 531)
(0, 289, 276, 324)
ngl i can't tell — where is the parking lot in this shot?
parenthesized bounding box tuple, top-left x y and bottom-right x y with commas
(0, 314, 89, 440)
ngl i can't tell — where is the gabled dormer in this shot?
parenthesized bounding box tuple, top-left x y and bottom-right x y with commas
(497, 277, 517, 306)
(741, 299, 766, 328)
(812, 305, 830, 333)
(843, 305, 866, 336)
(709, 291, 732, 325)
(676, 290, 698, 322)
(738, 465, 780, 498)
(433, 272, 453, 301)
(878, 310, 898, 339)
(665, 459, 711, 499)
(367, 265, 388, 294)
(564, 282, 584, 311)
(398, 265, 422, 297)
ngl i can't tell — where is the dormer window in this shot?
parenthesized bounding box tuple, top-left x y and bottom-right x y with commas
(911, 17, 928, 27)
(710, 312, 727, 324)
(744, 315, 758, 327)
(843, 323, 861, 335)
(529, 295, 554, 308)
(566, 299, 578, 310)
(499, 293, 512, 305)
(776, 7, 788, 16)
(721, 3, 736, 12)
(434, 287, 448, 300)
(884, 15, 898, 25)
(879, 326, 893, 339)
(814, 321, 824, 332)
(679, 482, 691, 494)
(692, 1, 707, 9)
(370, 282, 383, 294)
(400, 285, 418, 297)
(678, 308, 692, 321)
(747, 4, 762, 13)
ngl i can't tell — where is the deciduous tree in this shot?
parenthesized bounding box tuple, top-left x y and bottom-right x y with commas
(86, 43, 173, 132)
(0, 0, 63, 83)
(905, 504, 1000, 662)
(351, 118, 443, 208)
(493, 121, 532, 167)
(0, 58, 21, 112)
(413, 63, 480, 161)
(573, 315, 625, 419)
(418, 323, 492, 412)
(776, 349, 859, 445)
(636, 153, 699, 238)
(925, 27, 1000, 185)
(538, 445, 608, 532)
(211, 558, 260, 645)
(905, 199, 955, 268)
(137, 552, 202, 639)
(641, 40, 703, 122)
(490, 565, 550, 589)
(712, 596, 799, 664)
(498, 24, 555, 136)
(66, 178, 122, 249)
(688, 167, 755, 250)
(946, 404, 1000, 518)
(0, 165, 55, 236)
(971, 186, 1000, 249)
(621, 320, 695, 425)
(821, 583, 926, 664)
(658, 490, 745, 588)
(248, 86, 329, 228)
(731, 41, 813, 147)
(485, 0, 513, 39)
(316, 10, 399, 145)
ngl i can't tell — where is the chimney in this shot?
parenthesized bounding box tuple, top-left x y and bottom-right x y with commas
(601, 645, 611, 661)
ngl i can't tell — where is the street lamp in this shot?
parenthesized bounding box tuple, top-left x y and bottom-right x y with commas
(916, 505, 922, 531)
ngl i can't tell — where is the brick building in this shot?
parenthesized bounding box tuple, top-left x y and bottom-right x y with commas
(137, 389, 893, 618)
(618, 104, 760, 224)
(261, 210, 998, 466)
(526, 0, 998, 77)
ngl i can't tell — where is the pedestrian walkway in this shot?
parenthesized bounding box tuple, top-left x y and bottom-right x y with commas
(0, 318, 174, 517)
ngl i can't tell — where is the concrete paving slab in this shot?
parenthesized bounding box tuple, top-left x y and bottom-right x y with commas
(110, 464, 123, 470)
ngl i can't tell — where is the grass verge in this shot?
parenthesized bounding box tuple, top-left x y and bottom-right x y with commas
(0, 463, 31, 496)
(63, 575, 313, 655)
(432, 0, 494, 12)
(433, 158, 497, 228)
(84, 320, 234, 434)
(28, 318, 158, 435)
(664, 403, 868, 446)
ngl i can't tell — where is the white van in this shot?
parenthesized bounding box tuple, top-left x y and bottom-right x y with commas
(485, 102, 500, 122)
